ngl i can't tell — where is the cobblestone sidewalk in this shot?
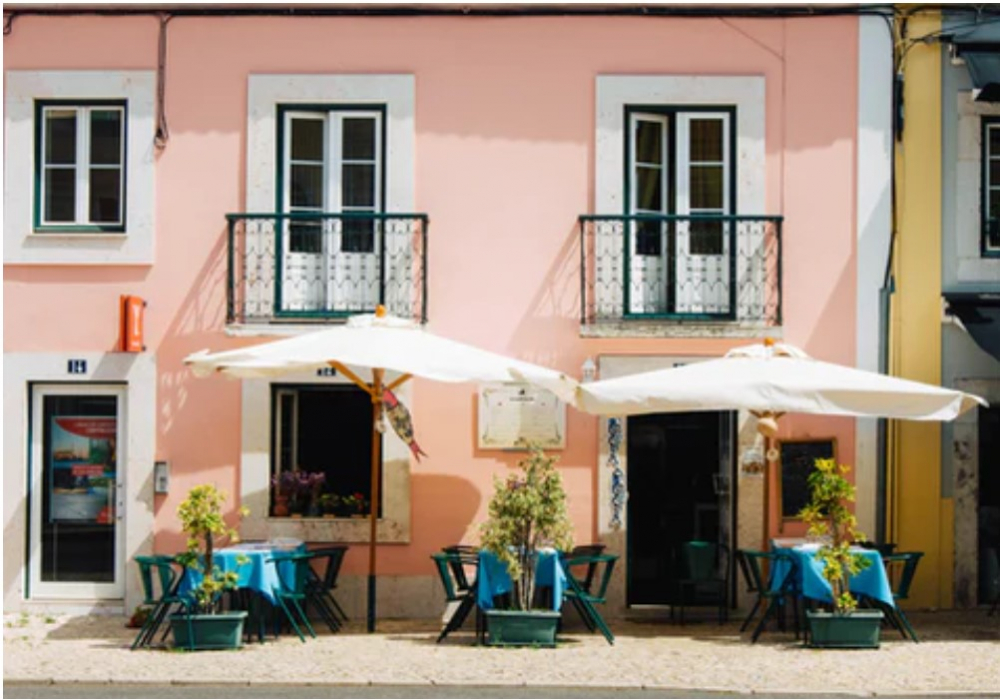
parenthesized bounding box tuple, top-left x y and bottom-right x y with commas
(4, 611, 998, 696)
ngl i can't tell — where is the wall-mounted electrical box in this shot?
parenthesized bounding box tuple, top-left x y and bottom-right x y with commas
(154, 461, 170, 494)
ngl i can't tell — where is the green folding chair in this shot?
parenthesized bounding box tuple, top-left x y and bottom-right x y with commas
(879, 551, 924, 642)
(735, 549, 799, 643)
(670, 541, 730, 625)
(131, 555, 191, 650)
(305, 546, 349, 633)
(267, 551, 317, 642)
(431, 550, 481, 643)
(562, 552, 617, 645)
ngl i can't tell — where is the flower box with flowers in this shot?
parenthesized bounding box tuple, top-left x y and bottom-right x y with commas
(270, 471, 326, 518)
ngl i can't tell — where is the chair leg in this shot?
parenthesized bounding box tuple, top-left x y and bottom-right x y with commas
(895, 607, 919, 643)
(131, 602, 162, 650)
(740, 598, 761, 632)
(580, 597, 614, 645)
(291, 598, 316, 638)
(751, 599, 780, 643)
(329, 593, 349, 622)
(276, 597, 306, 642)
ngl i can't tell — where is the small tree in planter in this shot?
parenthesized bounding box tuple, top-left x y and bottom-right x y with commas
(479, 445, 573, 645)
(798, 458, 883, 647)
(171, 484, 250, 650)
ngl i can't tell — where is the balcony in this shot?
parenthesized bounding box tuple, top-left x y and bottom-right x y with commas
(226, 212, 428, 325)
(579, 214, 782, 334)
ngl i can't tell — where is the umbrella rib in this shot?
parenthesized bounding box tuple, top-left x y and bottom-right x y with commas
(385, 373, 412, 392)
(330, 361, 375, 397)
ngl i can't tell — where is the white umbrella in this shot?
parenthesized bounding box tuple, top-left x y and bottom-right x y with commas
(576, 339, 987, 549)
(577, 340, 986, 421)
(185, 308, 579, 632)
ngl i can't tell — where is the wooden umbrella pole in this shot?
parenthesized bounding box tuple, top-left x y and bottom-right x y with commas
(368, 368, 384, 633)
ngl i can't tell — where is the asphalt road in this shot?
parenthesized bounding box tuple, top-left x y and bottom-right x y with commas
(2, 684, 769, 699)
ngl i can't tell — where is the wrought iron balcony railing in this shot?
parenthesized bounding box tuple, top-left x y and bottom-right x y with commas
(226, 212, 428, 325)
(579, 214, 783, 326)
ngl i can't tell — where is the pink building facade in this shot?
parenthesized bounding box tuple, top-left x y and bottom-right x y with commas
(3, 8, 892, 617)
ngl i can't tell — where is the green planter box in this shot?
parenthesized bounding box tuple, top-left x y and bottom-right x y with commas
(485, 609, 561, 647)
(806, 609, 884, 649)
(170, 611, 247, 651)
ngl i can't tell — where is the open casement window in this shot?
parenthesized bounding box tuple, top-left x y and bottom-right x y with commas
(279, 108, 385, 314)
(983, 117, 1000, 256)
(627, 109, 733, 316)
(271, 385, 380, 518)
(35, 102, 126, 231)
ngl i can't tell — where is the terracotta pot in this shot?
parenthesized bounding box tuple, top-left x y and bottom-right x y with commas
(272, 494, 289, 518)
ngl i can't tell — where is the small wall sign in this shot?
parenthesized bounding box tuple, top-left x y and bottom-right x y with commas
(477, 381, 566, 450)
(67, 359, 87, 375)
(316, 366, 337, 377)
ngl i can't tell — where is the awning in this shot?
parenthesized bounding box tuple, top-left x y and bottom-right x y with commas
(954, 26, 1000, 103)
(945, 293, 1000, 363)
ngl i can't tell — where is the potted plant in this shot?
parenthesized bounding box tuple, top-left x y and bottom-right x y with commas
(342, 492, 369, 518)
(479, 445, 573, 647)
(171, 484, 249, 650)
(798, 458, 883, 648)
(319, 492, 341, 518)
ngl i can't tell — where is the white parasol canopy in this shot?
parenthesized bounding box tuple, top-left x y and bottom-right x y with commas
(186, 312, 578, 404)
(184, 309, 578, 632)
(577, 341, 986, 421)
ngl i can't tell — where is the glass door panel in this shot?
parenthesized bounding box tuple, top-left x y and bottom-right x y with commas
(30, 386, 125, 599)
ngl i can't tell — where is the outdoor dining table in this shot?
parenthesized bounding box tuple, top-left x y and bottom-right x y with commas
(176, 542, 303, 604)
(476, 548, 567, 611)
(770, 542, 895, 608)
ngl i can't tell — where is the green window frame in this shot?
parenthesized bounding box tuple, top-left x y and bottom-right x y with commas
(33, 99, 128, 233)
(982, 116, 1000, 257)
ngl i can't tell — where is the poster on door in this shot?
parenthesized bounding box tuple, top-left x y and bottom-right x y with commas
(48, 416, 117, 524)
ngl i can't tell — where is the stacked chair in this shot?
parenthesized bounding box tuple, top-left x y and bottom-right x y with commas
(267, 551, 317, 642)
(872, 551, 924, 642)
(305, 546, 349, 633)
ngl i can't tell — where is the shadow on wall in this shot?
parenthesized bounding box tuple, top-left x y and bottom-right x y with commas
(507, 221, 583, 371)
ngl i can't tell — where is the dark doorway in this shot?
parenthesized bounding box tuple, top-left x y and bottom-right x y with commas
(979, 406, 1000, 605)
(626, 411, 734, 606)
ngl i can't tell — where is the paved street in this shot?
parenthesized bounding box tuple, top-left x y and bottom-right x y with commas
(2, 683, 770, 699)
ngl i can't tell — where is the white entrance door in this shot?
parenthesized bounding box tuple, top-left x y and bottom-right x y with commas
(281, 110, 383, 314)
(29, 385, 126, 599)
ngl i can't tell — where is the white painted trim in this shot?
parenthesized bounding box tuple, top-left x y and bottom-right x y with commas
(4, 71, 157, 265)
(239, 369, 411, 543)
(596, 75, 765, 215)
(2, 352, 156, 613)
(246, 74, 414, 213)
(955, 92, 1000, 282)
(855, 16, 894, 538)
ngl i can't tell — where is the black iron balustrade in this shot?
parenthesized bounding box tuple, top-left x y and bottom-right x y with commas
(226, 212, 428, 325)
(578, 214, 783, 326)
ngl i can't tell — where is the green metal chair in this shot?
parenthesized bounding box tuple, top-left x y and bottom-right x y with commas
(305, 546, 349, 633)
(735, 549, 799, 643)
(131, 555, 191, 650)
(267, 551, 316, 642)
(431, 550, 481, 643)
(669, 541, 730, 625)
(879, 551, 924, 642)
(562, 552, 617, 645)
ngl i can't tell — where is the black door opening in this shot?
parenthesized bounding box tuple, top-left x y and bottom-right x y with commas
(626, 411, 734, 606)
(979, 406, 1000, 606)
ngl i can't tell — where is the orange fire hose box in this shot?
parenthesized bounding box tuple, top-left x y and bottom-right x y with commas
(120, 295, 146, 353)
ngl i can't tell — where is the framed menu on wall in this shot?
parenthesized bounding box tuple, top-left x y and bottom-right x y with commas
(778, 437, 837, 520)
(477, 382, 566, 450)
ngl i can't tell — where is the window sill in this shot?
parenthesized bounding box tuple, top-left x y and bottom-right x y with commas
(240, 513, 409, 544)
(581, 321, 783, 339)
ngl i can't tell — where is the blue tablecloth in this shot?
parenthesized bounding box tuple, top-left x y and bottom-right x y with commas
(177, 545, 300, 604)
(771, 543, 894, 608)
(476, 549, 567, 611)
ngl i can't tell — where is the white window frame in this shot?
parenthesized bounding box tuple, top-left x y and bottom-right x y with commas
(39, 104, 126, 229)
(5, 71, 156, 265)
(983, 119, 1000, 256)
